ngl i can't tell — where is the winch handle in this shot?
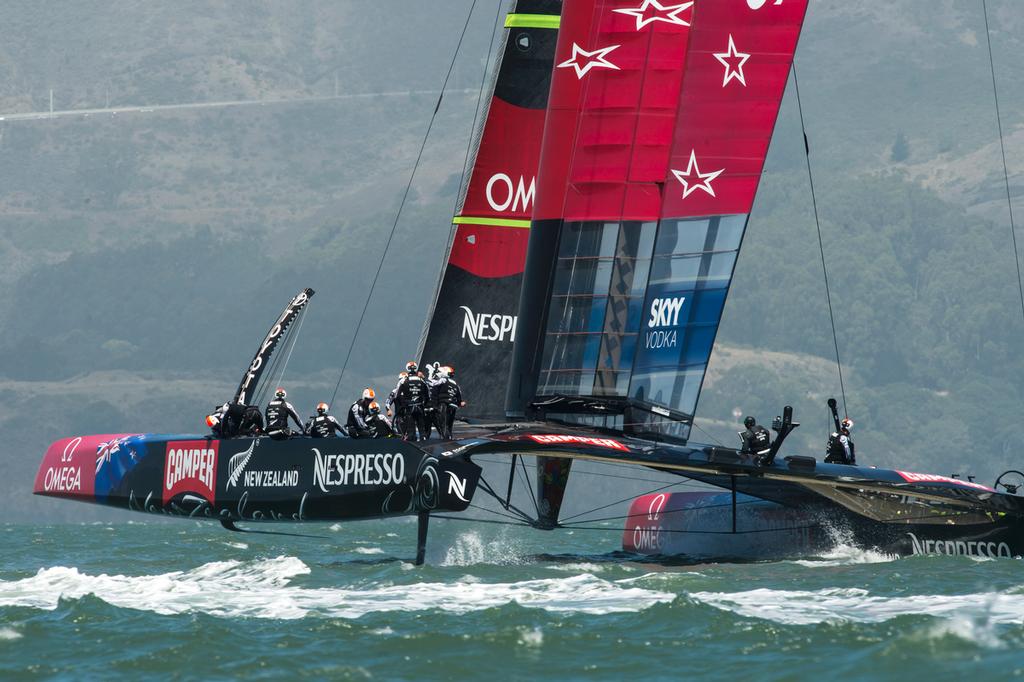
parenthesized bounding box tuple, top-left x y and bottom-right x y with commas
(827, 398, 841, 434)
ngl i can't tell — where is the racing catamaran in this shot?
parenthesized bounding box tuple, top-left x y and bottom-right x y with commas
(35, 0, 1024, 563)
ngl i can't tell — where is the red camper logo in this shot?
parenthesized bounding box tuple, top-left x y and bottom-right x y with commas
(164, 440, 219, 504)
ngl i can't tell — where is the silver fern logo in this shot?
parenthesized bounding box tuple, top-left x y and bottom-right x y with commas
(225, 440, 256, 490)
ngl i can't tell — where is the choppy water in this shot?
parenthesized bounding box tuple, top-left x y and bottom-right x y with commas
(2, 520, 1023, 680)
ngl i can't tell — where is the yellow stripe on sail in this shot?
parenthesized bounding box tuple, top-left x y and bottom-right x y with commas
(453, 216, 532, 229)
(504, 14, 561, 29)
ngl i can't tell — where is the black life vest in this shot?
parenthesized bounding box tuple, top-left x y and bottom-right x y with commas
(309, 414, 341, 438)
(265, 399, 292, 430)
(396, 376, 428, 408)
(433, 378, 461, 406)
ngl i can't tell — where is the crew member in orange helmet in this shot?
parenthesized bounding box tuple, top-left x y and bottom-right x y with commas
(307, 402, 346, 438)
(346, 387, 377, 438)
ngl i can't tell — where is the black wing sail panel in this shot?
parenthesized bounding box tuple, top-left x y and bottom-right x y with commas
(234, 288, 314, 406)
(418, 1, 562, 420)
(506, 0, 808, 441)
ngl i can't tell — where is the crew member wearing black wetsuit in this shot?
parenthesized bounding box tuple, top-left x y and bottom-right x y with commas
(739, 416, 771, 458)
(346, 388, 376, 438)
(365, 401, 396, 438)
(825, 418, 856, 465)
(265, 388, 304, 439)
(393, 361, 430, 441)
(430, 367, 465, 440)
(307, 402, 346, 438)
(209, 399, 251, 436)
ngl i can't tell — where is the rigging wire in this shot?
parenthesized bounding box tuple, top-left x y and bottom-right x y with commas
(258, 303, 309, 408)
(252, 302, 310, 409)
(417, 0, 508, 359)
(792, 62, 849, 418)
(432, 514, 532, 528)
(457, 0, 507, 200)
(476, 475, 537, 523)
(329, 0, 482, 408)
(689, 420, 725, 447)
(981, 0, 1024, 326)
(516, 453, 542, 518)
(558, 479, 691, 524)
(470, 456, 704, 486)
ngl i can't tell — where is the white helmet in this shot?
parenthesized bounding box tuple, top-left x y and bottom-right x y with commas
(362, 387, 376, 401)
(275, 387, 287, 399)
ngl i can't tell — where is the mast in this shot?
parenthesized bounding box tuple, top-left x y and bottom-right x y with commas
(506, 0, 809, 442)
(233, 288, 314, 406)
(418, 0, 562, 420)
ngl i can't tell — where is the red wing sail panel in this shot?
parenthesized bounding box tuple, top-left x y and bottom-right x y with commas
(507, 0, 808, 441)
(534, 0, 693, 222)
(420, 0, 561, 420)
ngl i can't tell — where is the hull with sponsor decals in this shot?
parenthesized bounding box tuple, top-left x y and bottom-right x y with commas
(35, 434, 480, 523)
(622, 492, 829, 560)
(32, 422, 1024, 561)
(621, 491, 1024, 561)
(438, 423, 1024, 560)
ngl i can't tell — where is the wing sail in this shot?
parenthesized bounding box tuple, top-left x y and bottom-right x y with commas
(507, 0, 808, 441)
(419, 0, 562, 420)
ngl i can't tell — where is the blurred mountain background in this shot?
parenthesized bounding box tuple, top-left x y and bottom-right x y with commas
(1, 0, 1021, 520)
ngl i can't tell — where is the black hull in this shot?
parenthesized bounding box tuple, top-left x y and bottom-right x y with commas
(622, 491, 1024, 561)
(34, 421, 1024, 562)
(35, 433, 481, 524)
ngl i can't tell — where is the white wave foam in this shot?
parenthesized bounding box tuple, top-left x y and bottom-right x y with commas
(547, 562, 607, 573)
(691, 587, 1024, 626)
(791, 544, 897, 567)
(918, 614, 1006, 649)
(518, 626, 544, 648)
(0, 558, 674, 620)
(223, 541, 248, 550)
(441, 530, 524, 566)
(0, 627, 22, 641)
(352, 547, 384, 555)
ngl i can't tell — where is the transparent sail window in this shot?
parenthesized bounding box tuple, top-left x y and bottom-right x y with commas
(537, 220, 657, 398)
(627, 215, 748, 419)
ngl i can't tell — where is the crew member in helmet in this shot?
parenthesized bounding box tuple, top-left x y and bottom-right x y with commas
(739, 415, 771, 458)
(422, 362, 448, 439)
(346, 388, 377, 438)
(825, 418, 856, 465)
(365, 401, 396, 438)
(238, 404, 264, 437)
(307, 402, 346, 438)
(430, 366, 465, 440)
(385, 372, 406, 418)
(393, 361, 430, 441)
(209, 401, 247, 438)
(206, 411, 223, 436)
(265, 388, 304, 439)
(424, 361, 441, 383)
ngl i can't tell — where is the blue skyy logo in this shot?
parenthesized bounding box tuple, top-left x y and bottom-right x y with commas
(645, 296, 685, 349)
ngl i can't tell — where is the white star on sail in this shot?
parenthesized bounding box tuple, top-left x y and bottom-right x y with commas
(613, 0, 693, 31)
(713, 34, 751, 87)
(556, 42, 621, 79)
(671, 150, 725, 199)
